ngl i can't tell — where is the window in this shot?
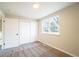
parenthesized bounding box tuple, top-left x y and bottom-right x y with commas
(42, 16, 59, 35)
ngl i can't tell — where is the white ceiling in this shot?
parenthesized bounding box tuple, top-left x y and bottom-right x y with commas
(0, 2, 76, 20)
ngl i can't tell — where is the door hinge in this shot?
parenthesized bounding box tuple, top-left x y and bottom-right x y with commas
(3, 43, 5, 45)
(3, 20, 5, 23)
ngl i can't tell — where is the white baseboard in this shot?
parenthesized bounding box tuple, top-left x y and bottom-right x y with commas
(38, 40, 77, 57)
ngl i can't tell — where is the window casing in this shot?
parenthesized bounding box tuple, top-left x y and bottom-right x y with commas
(42, 16, 60, 35)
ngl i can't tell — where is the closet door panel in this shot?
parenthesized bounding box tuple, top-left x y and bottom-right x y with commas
(20, 22, 30, 44)
(30, 21, 37, 42)
(4, 18, 19, 49)
(19, 21, 37, 45)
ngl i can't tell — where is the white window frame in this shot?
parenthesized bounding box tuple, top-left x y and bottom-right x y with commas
(42, 16, 60, 35)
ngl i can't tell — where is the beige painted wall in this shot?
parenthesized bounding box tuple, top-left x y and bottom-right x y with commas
(0, 9, 5, 17)
(0, 19, 2, 45)
(38, 3, 79, 56)
(0, 9, 5, 31)
(0, 19, 2, 31)
(0, 9, 5, 46)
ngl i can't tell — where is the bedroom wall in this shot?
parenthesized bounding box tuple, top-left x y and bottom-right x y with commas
(38, 3, 79, 56)
(0, 9, 5, 17)
(0, 20, 2, 31)
(0, 9, 5, 46)
(0, 9, 5, 31)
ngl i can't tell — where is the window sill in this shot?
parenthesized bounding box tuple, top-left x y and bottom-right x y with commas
(42, 32, 60, 35)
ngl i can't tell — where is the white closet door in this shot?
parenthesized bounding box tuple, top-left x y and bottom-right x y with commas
(20, 22, 30, 45)
(19, 21, 37, 45)
(4, 18, 19, 49)
(30, 21, 37, 42)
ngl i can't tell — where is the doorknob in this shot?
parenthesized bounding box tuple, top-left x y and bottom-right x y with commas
(3, 43, 5, 45)
(16, 33, 19, 36)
